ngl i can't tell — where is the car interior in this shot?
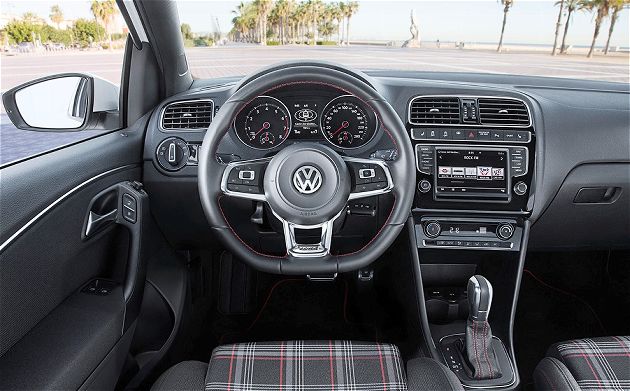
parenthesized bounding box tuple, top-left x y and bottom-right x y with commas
(0, 1, 629, 390)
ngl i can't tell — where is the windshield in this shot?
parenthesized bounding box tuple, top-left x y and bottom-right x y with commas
(177, 0, 629, 83)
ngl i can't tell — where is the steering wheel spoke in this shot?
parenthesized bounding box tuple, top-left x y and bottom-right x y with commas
(220, 158, 270, 201)
(345, 157, 394, 201)
(275, 210, 343, 258)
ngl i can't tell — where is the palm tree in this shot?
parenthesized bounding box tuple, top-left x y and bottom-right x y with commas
(344, 1, 359, 45)
(90, 0, 117, 46)
(560, 0, 580, 53)
(275, 0, 295, 44)
(306, 0, 324, 45)
(580, 0, 611, 58)
(604, 0, 629, 54)
(50, 5, 64, 29)
(334, 2, 345, 45)
(293, 3, 308, 43)
(497, 0, 514, 52)
(552, 0, 565, 55)
(253, 0, 273, 44)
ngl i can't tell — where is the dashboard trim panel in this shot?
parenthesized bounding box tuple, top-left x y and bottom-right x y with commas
(159, 98, 215, 132)
(407, 95, 533, 128)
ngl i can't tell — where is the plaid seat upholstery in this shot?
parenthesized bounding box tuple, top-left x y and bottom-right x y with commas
(534, 336, 630, 391)
(205, 340, 407, 390)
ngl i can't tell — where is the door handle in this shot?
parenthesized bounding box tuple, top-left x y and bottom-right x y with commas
(82, 187, 119, 239)
(85, 209, 117, 238)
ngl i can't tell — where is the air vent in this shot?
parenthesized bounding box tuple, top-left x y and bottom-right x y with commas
(409, 97, 460, 125)
(161, 99, 214, 130)
(478, 98, 530, 126)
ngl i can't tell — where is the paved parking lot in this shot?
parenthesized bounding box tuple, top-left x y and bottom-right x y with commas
(1, 45, 628, 165)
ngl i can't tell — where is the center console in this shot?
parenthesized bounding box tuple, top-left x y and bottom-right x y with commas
(408, 95, 536, 389)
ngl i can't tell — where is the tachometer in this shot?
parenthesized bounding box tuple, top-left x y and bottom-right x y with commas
(235, 96, 291, 149)
(321, 95, 377, 149)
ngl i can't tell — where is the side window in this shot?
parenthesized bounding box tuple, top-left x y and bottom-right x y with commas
(1, 1, 128, 165)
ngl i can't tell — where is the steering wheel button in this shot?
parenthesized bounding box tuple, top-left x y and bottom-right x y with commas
(239, 170, 255, 181)
(358, 168, 375, 179)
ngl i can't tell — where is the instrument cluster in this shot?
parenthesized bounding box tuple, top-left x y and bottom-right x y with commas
(233, 94, 378, 150)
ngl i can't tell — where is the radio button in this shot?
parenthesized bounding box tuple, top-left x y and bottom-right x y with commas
(514, 181, 528, 196)
(491, 130, 503, 141)
(477, 130, 491, 140)
(516, 131, 531, 142)
(418, 179, 432, 193)
(427, 129, 439, 139)
(425, 221, 442, 238)
(465, 130, 478, 140)
(439, 129, 452, 139)
(497, 223, 515, 240)
(411, 128, 428, 139)
(504, 130, 517, 141)
(453, 129, 466, 140)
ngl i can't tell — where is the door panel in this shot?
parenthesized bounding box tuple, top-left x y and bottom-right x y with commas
(0, 115, 148, 388)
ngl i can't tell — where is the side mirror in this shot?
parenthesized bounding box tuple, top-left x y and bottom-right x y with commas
(2, 73, 119, 132)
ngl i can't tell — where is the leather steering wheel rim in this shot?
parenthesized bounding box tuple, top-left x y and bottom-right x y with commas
(198, 64, 415, 275)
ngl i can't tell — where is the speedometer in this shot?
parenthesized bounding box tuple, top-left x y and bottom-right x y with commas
(235, 96, 291, 149)
(321, 95, 377, 149)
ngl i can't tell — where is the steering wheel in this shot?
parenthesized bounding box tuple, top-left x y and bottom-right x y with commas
(198, 63, 415, 275)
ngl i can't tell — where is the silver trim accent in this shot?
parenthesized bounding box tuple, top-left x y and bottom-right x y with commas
(233, 95, 292, 150)
(220, 158, 270, 202)
(238, 170, 255, 181)
(292, 165, 323, 194)
(85, 209, 118, 238)
(358, 168, 375, 179)
(422, 240, 514, 251)
(320, 94, 379, 150)
(220, 156, 394, 258)
(408, 95, 532, 128)
(345, 157, 394, 201)
(159, 99, 215, 132)
(307, 273, 338, 281)
(468, 276, 493, 321)
(277, 209, 344, 258)
(411, 128, 531, 143)
(0, 165, 137, 254)
(415, 143, 529, 178)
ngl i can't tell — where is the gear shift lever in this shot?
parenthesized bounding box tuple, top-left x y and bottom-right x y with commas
(468, 275, 493, 322)
(465, 275, 501, 380)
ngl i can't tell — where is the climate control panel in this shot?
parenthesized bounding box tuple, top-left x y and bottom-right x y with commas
(415, 217, 522, 251)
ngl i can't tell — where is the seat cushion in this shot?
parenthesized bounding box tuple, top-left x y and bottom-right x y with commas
(534, 336, 630, 391)
(206, 340, 407, 390)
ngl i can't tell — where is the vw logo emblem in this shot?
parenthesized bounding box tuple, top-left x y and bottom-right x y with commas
(293, 165, 323, 194)
(295, 108, 317, 122)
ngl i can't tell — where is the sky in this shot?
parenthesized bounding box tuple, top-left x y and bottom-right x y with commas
(3, 0, 629, 47)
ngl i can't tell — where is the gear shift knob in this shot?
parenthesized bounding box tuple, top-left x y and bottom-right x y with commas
(467, 275, 493, 322)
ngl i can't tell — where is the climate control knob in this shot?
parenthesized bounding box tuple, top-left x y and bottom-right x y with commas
(514, 181, 528, 196)
(418, 179, 432, 193)
(496, 223, 515, 240)
(425, 221, 442, 238)
(156, 137, 190, 171)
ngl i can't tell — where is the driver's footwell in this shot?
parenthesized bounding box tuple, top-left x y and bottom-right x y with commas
(184, 255, 408, 363)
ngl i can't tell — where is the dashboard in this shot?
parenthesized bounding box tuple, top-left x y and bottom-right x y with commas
(142, 70, 630, 252)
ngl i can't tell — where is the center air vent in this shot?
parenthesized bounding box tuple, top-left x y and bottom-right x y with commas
(161, 99, 214, 130)
(409, 97, 460, 125)
(478, 98, 530, 127)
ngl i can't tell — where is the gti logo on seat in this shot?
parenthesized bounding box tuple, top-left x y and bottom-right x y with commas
(293, 165, 323, 194)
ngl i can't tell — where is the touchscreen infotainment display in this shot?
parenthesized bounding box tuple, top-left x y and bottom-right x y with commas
(435, 148, 509, 199)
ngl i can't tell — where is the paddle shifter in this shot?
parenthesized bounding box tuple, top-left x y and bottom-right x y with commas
(465, 275, 501, 380)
